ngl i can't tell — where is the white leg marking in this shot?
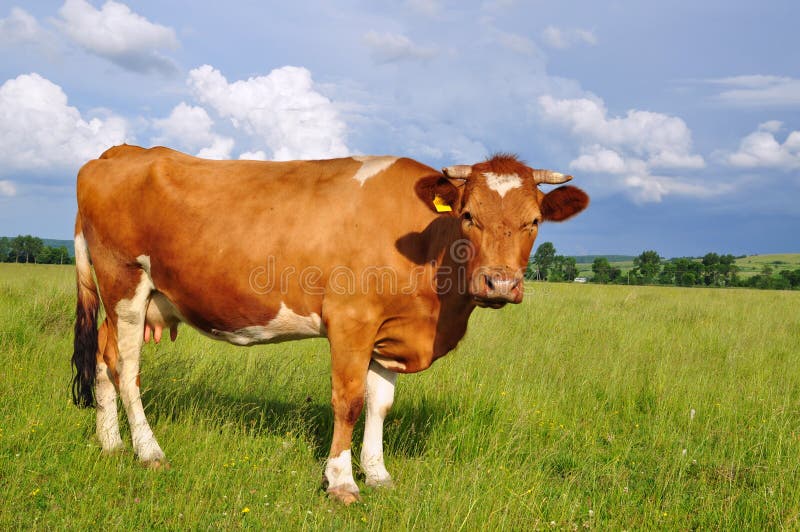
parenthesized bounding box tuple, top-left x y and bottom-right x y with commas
(115, 270, 165, 464)
(324, 449, 359, 494)
(361, 359, 397, 487)
(95, 361, 123, 453)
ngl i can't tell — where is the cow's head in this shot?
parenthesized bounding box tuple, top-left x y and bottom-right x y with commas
(419, 155, 588, 308)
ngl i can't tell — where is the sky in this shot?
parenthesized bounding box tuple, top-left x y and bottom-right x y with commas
(0, 0, 798, 257)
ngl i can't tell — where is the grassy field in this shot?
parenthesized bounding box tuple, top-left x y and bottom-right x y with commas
(2, 263, 800, 529)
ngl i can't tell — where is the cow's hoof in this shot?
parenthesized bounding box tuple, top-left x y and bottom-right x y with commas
(326, 486, 361, 505)
(141, 458, 171, 470)
(365, 476, 394, 489)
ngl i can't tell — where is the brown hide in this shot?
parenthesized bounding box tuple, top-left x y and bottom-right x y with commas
(77, 146, 587, 373)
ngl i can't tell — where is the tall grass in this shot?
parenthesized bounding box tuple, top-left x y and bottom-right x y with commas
(1, 264, 799, 529)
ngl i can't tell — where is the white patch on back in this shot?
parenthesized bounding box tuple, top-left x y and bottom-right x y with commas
(212, 302, 324, 346)
(352, 156, 398, 185)
(483, 172, 522, 198)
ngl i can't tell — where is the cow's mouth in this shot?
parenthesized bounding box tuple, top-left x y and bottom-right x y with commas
(472, 296, 509, 309)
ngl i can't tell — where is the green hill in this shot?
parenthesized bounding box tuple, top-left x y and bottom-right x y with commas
(735, 253, 800, 277)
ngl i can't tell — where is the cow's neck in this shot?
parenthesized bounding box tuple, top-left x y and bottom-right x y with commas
(429, 223, 477, 358)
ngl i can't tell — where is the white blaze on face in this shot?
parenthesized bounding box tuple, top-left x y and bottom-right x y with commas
(352, 156, 398, 185)
(483, 172, 522, 198)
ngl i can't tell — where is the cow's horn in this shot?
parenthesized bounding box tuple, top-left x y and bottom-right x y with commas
(532, 169, 573, 184)
(442, 165, 472, 179)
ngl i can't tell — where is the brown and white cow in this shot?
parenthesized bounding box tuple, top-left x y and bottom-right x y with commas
(72, 145, 588, 504)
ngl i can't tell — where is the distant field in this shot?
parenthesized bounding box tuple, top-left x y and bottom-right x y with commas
(573, 253, 800, 280)
(735, 254, 800, 277)
(2, 263, 800, 528)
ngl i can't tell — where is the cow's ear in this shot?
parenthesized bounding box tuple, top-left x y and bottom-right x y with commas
(415, 175, 467, 215)
(541, 185, 589, 222)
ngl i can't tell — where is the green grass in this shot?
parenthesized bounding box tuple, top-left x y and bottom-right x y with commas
(2, 263, 800, 529)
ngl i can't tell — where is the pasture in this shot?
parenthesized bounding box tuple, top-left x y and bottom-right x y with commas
(2, 263, 799, 529)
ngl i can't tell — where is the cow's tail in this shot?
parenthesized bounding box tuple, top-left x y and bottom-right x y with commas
(72, 216, 98, 408)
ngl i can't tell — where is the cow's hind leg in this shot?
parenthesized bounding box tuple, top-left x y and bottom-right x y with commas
(95, 319, 123, 453)
(111, 269, 167, 467)
(361, 360, 397, 488)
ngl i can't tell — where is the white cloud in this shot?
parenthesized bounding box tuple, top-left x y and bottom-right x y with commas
(0, 7, 44, 45)
(196, 137, 234, 160)
(722, 121, 800, 170)
(707, 75, 800, 107)
(239, 150, 267, 160)
(0, 180, 16, 197)
(570, 145, 630, 174)
(539, 95, 704, 169)
(152, 102, 234, 159)
(624, 175, 735, 204)
(541, 26, 597, 50)
(363, 31, 437, 63)
(55, 0, 179, 75)
(188, 65, 349, 161)
(540, 95, 710, 202)
(0, 73, 129, 174)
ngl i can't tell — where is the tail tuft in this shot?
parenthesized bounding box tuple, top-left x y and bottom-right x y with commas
(71, 227, 98, 408)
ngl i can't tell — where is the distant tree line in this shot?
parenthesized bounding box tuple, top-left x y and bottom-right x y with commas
(525, 242, 579, 281)
(0, 235, 73, 264)
(527, 243, 800, 291)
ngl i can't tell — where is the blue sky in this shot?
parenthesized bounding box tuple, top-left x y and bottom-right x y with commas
(0, 0, 798, 257)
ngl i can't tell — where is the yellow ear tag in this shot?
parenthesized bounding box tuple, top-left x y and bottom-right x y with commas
(433, 194, 452, 212)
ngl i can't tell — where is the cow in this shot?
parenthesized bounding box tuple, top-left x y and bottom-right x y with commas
(72, 144, 588, 504)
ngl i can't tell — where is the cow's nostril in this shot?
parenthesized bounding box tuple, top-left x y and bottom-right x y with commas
(511, 278, 521, 290)
(484, 274, 494, 291)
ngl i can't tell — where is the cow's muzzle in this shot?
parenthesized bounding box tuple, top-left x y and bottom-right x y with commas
(470, 267, 524, 307)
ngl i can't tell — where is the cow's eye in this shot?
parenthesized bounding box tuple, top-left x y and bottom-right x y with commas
(462, 211, 473, 223)
(532, 218, 539, 227)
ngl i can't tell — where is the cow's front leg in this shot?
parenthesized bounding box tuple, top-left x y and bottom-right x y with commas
(361, 359, 397, 488)
(323, 323, 374, 505)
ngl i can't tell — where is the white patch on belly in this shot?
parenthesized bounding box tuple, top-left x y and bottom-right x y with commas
(372, 353, 407, 372)
(212, 302, 324, 346)
(483, 172, 522, 198)
(352, 156, 398, 185)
